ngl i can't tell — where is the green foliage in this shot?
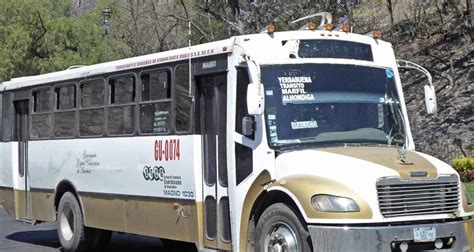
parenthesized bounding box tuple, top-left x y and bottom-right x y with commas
(452, 157, 474, 173)
(466, 182, 474, 199)
(0, 0, 130, 82)
(453, 158, 474, 182)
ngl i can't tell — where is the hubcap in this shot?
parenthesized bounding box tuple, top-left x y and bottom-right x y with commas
(60, 205, 74, 241)
(265, 222, 298, 252)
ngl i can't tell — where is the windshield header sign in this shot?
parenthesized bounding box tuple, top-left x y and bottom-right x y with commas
(278, 76, 315, 104)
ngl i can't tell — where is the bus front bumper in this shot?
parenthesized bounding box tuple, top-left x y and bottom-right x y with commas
(308, 218, 474, 251)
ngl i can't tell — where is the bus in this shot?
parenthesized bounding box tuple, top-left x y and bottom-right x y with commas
(0, 13, 472, 252)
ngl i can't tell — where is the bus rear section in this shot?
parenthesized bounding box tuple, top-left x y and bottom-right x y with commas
(0, 41, 236, 251)
(0, 92, 30, 221)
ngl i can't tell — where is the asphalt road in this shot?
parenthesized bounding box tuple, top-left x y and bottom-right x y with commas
(0, 206, 196, 252)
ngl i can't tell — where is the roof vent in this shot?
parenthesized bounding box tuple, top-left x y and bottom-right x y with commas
(67, 65, 85, 70)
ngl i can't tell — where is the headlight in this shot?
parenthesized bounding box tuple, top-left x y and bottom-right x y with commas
(311, 194, 360, 212)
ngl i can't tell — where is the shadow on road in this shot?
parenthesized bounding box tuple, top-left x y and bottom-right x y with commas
(6, 229, 196, 252)
(6, 229, 61, 248)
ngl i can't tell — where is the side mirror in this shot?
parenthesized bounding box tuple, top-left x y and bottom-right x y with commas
(424, 85, 437, 114)
(242, 116, 255, 136)
(247, 82, 264, 115)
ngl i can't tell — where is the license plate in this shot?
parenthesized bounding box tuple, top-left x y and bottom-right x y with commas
(413, 227, 436, 242)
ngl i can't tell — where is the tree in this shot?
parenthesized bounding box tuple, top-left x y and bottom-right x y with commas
(0, 0, 130, 82)
(191, 0, 342, 42)
(111, 0, 347, 55)
(386, 0, 395, 30)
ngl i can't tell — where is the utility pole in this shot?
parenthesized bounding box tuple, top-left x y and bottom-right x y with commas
(102, 6, 111, 62)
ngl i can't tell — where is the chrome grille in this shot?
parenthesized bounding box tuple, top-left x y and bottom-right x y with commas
(376, 176, 459, 218)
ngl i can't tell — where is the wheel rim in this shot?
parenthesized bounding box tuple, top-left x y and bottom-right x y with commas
(60, 204, 75, 241)
(264, 222, 299, 252)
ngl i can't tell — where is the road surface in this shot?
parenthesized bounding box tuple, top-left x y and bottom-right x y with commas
(0, 206, 195, 252)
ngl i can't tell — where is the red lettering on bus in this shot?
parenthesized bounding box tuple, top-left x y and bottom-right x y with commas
(154, 138, 181, 161)
(164, 140, 169, 161)
(176, 139, 180, 160)
(154, 140, 159, 161)
(158, 140, 163, 161)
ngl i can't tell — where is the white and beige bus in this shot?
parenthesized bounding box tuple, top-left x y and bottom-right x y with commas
(0, 13, 473, 252)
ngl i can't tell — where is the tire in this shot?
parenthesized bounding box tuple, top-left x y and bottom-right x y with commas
(255, 203, 312, 252)
(57, 192, 111, 252)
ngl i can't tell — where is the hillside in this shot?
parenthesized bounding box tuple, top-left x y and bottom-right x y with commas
(393, 14, 473, 162)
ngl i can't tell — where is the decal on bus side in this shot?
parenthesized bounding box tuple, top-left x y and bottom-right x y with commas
(143, 166, 165, 181)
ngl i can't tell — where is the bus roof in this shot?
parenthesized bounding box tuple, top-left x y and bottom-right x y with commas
(0, 38, 233, 91)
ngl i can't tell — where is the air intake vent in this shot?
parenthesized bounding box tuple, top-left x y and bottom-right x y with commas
(376, 176, 459, 218)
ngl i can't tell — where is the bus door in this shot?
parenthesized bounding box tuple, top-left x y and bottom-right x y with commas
(13, 100, 31, 220)
(197, 74, 232, 250)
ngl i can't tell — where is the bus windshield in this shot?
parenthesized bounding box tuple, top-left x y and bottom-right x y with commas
(262, 63, 406, 149)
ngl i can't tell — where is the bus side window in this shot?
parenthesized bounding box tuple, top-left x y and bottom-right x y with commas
(235, 67, 254, 185)
(139, 70, 171, 134)
(108, 75, 136, 135)
(141, 71, 170, 101)
(55, 84, 76, 110)
(2, 93, 11, 141)
(54, 84, 76, 138)
(79, 79, 105, 137)
(0, 93, 3, 141)
(175, 64, 192, 133)
(31, 88, 52, 139)
(235, 67, 254, 140)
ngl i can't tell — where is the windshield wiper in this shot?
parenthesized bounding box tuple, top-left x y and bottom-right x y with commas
(386, 103, 407, 147)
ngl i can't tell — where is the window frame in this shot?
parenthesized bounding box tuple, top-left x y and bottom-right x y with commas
(138, 67, 173, 135)
(106, 72, 137, 136)
(174, 63, 194, 134)
(78, 77, 106, 138)
(2, 92, 12, 142)
(54, 82, 77, 111)
(53, 82, 78, 139)
(139, 67, 172, 102)
(30, 87, 53, 140)
(31, 87, 53, 114)
(235, 66, 255, 140)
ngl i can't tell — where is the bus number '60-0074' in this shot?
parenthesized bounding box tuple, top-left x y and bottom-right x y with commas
(154, 139, 180, 161)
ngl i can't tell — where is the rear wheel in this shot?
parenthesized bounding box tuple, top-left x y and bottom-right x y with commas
(57, 192, 111, 252)
(255, 203, 312, 252)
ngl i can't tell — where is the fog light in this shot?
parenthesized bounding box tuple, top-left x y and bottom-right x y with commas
(399, 242, 409, 251)
(434, 239, 443, 249)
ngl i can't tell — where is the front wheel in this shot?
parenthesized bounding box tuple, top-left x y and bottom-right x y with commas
(57, 192, 111, 252)
(255, 203, 312, 252)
